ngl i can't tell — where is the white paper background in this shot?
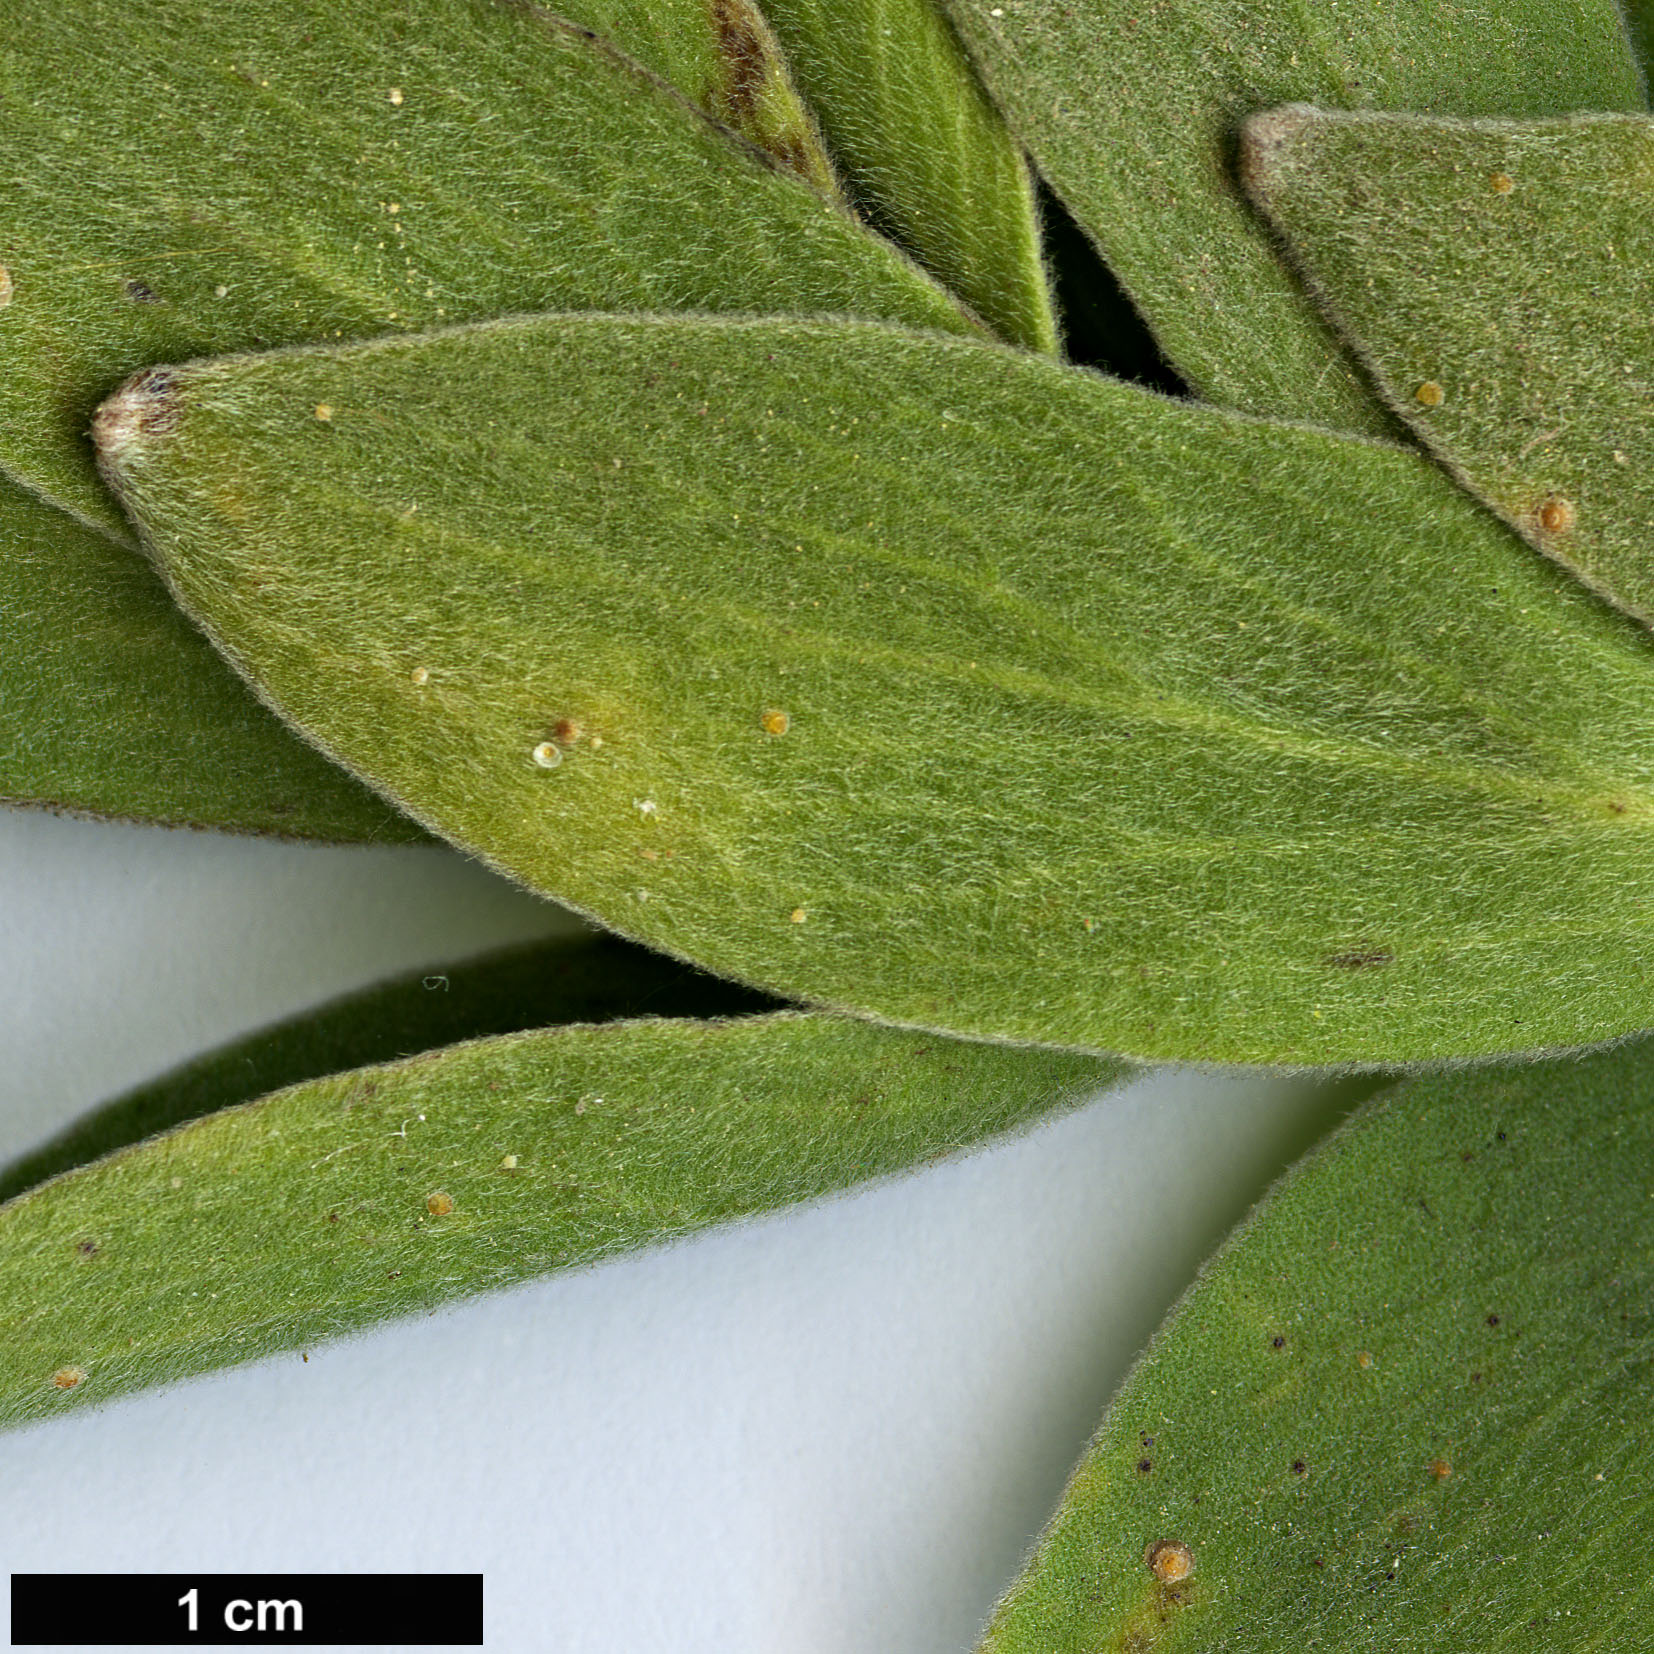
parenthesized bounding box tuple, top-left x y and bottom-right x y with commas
(0, 809, 1328, 1653)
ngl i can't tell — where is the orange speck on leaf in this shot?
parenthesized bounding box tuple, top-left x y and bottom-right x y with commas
(761, 708, 790, 736)
(1145, 1539, 1194, 1583)
(51, 1366, 86, 1391)
(1537, 496, 1576, 534)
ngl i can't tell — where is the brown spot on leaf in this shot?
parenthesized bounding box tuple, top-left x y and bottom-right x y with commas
(426, 1190, 454, 1217)
(1137, 1458, 1153, 1474)
(704, 0, 813, 178)
(1537, 496, 1576, 534)
(75, 1240, 98, 1258)
(1429, 1458, 1452, 1481)
(51, 1366, 86, 1390)
(124, 278, 161, 304)
(553, 718, 581, 745)
(1145, 1539, 1194, 1583)
(1489, 171, 1514, 194)
(1325, 945, 1393, 970)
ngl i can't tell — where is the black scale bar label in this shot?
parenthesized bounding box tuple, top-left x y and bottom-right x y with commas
(11, 1575, 483, 1646)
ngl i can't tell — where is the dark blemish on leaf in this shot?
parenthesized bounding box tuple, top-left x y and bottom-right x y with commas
(553, 718, 581, 745)
(1137, 1459, 1153, 1474)
(386, 1269, 402, 1280)
(1497, 1131, 1506, 1141)
(1486, 1313, 1500, 1327)
(1144, 1539, 1194, 1583)
(708, 0, 765, 117)
(1313, 1558, 1325, 1569)
(1536, 496, 1576, 534)
(1272, 1335, 1286, 1349)
(1609, 801, 1627, 815)
(1140, 1434, 1154, 1449)
(1292, 1459, 1307, 1475)
(704, 0, 812, 178)
(75, 1240, 98, 1257)
(1325, 946, 1393, 970)
(124, 278, 161, 304)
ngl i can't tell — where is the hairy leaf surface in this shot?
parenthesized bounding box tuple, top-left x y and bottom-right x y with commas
(936, 0, 1642, 433)
(977, 1039, 1654, 1651)
(100, 314, 1654, 1065)
(0, 932, 780, 1205)
(1244, 109, 1654, 630)
(758, 0, 1056, 352)
(0, 0, 971, 540)
(0, 470, 415, 838)
(0, 1012, 1120, 1429)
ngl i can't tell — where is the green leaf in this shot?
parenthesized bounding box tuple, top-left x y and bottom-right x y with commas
(934, 0, 1643, 434)
(0, 931, 781, 1206)
(554, 0, 841, 197)
(0, 469, 417, 839)
(975, 1038, 1654, 1652)
(756, 0, 1057, 352)
(1242, 109, 1654, 631)
(0, 1011, 1121, 1429)
(1616, 1, 1654, 99)
(99, 314, 1654, 1066)
(0, 0, 973, 541)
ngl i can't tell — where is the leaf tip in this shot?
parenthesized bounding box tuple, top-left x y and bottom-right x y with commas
(92, 366, 182, 484)
(1237, 104, 1319, 201)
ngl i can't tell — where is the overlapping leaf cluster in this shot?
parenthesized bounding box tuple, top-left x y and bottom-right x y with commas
(6, 0, 1654, 1644)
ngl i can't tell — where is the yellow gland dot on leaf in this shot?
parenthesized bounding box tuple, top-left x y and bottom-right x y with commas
(761, 708, 790, 735)
(1415, 381, 1444, 407)
(426, 1190, 455, 1216)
